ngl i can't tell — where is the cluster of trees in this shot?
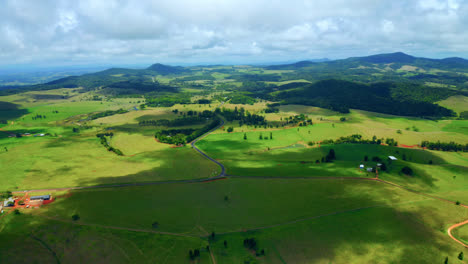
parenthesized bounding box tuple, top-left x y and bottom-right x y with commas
(139, 115, 210, 127)
(144, 94, 190, 107)
(257, 132, 273, 140)
(421, 141, 468, 152)
(243, 238, 265, 256)
(188, 249, 201, 261)
(229, 93, 256, 105)
(32, 114, 47, 120)
(96, 133, 123, 156)
(281, 114, 313, 126)
(155, 118, 221, 145)
(215, 107, 266, 126)
(89, 109, 128, 120)
(320, 134, 398, 146)
(264, 107, 279, 113)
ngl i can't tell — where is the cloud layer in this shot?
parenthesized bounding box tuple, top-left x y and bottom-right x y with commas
(1, 0, 467, 66)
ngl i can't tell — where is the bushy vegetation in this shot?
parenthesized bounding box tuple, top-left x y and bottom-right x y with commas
(320, 134, 398, 147)
(155, 117, 221, 145)
(89, 109, 128, 120)
(421, 141, 468, 152)
(96, 133, 124, 156)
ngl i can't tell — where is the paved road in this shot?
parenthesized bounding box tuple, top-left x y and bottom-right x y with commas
(190, 117, 226, 177)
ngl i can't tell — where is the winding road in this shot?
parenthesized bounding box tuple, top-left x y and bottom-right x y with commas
(8, 107, 468, 251)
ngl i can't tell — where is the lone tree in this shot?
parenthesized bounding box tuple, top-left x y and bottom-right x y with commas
(72, 214, 80, 221)
(227, 127, 234, 133)
(211, 232, 216, 240)
(380, 163, 387, 171)
(259, 134, 263, 140)
(459, 252, 464, 260)
(444, 256, 448, 264)
(243, 133, 247, 140)
(152, 221, 159, 228)
(325, 149, 336, 162)
(224, 240, 228, 248)
(270, 132, 273, 139)
(401, 166, 413, 176)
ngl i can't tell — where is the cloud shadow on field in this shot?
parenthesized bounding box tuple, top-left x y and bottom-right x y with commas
(40, 174, 457, 263)
(0, 101, 29, 120)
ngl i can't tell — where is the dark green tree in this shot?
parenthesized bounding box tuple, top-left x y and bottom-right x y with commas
(270, 132, 272, 139)
(401, 166, 413, 175)
(244, 133, 247, 140)
(458, 252, 464, 260)
(72, 214, 80, 221)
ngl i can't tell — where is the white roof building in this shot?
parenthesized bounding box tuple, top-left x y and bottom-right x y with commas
(388, 156, 397, 160)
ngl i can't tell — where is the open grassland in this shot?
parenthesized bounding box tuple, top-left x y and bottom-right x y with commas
(0, 134, 219, 190)
(452, 223, 468, 245)
(438, 95, 468, 114)
(0, 213, 210, 264)
(1, 178, 465, 263)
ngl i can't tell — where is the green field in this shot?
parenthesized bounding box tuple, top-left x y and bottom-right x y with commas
(1, 83, 467, 263)
(1, 178, 467, 263)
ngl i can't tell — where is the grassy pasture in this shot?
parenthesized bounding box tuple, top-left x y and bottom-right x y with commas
(452, 223, 468, 245)
(0, 130, 219, 190)
(0, 213, 209, 264)
(438, 95, 468, 114)
(6, 177, 465, 263)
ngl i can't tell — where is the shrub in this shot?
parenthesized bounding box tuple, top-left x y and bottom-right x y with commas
(401, 166, 413, 176)
(72, 214, 80, 221)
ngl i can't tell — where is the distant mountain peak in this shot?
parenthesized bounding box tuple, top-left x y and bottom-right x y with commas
(355, 52, 416, 63)
(146, 63, 187, 75)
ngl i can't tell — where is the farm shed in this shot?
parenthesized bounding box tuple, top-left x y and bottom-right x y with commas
(388, 156, 397, 160)
(30, 195, 51, 200)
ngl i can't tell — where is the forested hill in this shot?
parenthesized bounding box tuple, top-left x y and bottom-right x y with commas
(265, 52, 468, 72)
(146, 63, 188, 75)
(272, 79, 457, 117)
(0, 64, 187, 95)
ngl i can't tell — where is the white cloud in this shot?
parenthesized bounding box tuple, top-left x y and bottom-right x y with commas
(0, 0, 467, 66)
(381, 20, 395, 34)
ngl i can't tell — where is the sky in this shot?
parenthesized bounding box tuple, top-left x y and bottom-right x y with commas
(1, 0, 468, 68)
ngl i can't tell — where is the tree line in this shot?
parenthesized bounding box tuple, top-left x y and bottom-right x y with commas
(89, 109, 128, 120)
(421, 140, 468, 152)
(96, 133, 123, 156)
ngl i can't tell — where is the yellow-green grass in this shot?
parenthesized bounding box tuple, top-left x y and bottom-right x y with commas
(452, 223, 468, 245)
(0, 213, 209, 264)
(0, 133, 219, 190)
(265, 79, 312, 85)
(16, 178, 468, 263)
(438, 95, 468, 114)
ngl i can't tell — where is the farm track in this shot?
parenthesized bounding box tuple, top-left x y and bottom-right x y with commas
(9, 106, 468, 249)
(38, 215, 199, 238)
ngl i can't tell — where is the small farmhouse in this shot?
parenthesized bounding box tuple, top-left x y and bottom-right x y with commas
(3, 197, 15, 207)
